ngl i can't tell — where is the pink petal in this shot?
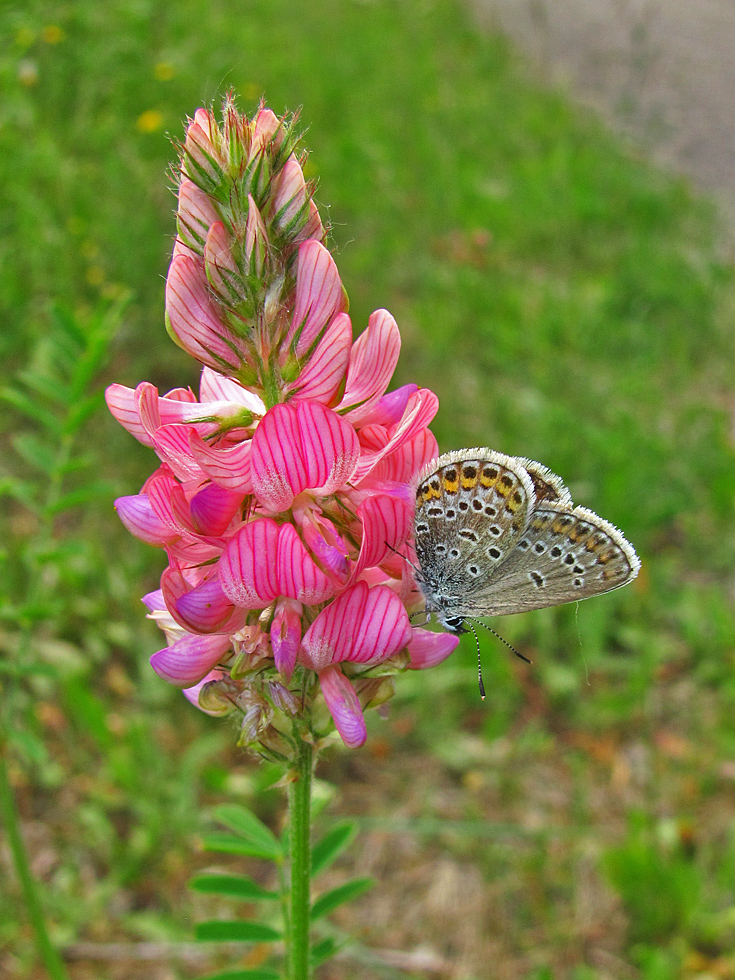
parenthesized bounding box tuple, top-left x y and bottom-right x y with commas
(144, 467, 183, 531)
(250, 404, 308, 510)
(175, 575, 248, 633)
(188, 430, 253, 494)
(288, 313, 352, 405)
(136, 381, 162, 439)
(154, 424, 204, 481)
(106, 384, 154, 447)
(276, 523, 338, 604)
(370, 384, 418, 427)
(252, 107, 281, 145)
(163, 387, 198, 403)
(115, 495, 179, 546)
(189, 483, 244, 536)
(297, 402, 360, 496)
(199, 367, 265, 413)
(300, 581, 410, 671)
(298, 512, 350, 581)
(176, 178, 219, 254)
(295, 199, 325, 244)
(407, 629, 460, 669)
(271, 156, 308, 238)
(166, 254, 244, 371)
(219, 518, 281, 607)
(353, 388, 439, 484)
(318, 666, 366, 748)
(286, 241, 344, 356)
(363, 428, 439, 485)
(150, 633, 232, 687)
(204, 221, 241, 299)
(270, 598, 302, 682)
(354, 494, 413, 577)
(339, 309, 401, 423)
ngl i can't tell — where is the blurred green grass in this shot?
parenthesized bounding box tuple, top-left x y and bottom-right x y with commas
(2, 1, 735, 978)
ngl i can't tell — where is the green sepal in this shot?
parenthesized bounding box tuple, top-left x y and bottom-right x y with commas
(310, 877, 374, 920)
(311, 821, 356, 877)
(195, 920, 281, 942)
(212, 804, 282, 859)
(189, 873, 278, 900)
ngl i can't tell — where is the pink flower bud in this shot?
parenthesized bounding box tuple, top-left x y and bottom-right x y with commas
(184, 112, 224, 189)
(244, 195, 269, 277)
(270, 156, 309, 238)
(270, 597, 302, 682)
(204, 222, 243, 305)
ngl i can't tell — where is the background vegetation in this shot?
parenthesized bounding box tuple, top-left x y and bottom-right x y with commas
(2, 1, 735, 978)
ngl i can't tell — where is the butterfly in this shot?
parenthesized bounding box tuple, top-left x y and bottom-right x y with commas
(413, 449, 640, 633)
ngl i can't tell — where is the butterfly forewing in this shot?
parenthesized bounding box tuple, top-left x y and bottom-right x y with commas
(414, 450, 535, 612)
(461, 502, 640, 617)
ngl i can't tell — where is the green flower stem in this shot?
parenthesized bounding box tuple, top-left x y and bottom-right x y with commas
(287, 734, 313, 980)
(0, 729, 70, 980)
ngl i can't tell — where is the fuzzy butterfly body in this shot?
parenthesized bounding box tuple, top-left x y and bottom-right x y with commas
(413, 449, 640, 632)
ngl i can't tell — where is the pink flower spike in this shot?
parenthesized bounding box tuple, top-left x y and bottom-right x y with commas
(300, 581, 411, 671)
(150, 633, 232, 687)
(286, 241, 344, 357)
(407, 629, 460, 670)
(270, 598, 302, 682)
(339, 309, 401, 423)
(114, 495, 180, 546)
(288, 312, 352, 406)
(188, 430, 253, 494)
(166, 254, 244, 372)
(297, 402, 360, 496)
(318, 666, 366, 748)
(219, 518, 281, 607)
(189, 484, 244, 536)
(276, 523, 337, 604)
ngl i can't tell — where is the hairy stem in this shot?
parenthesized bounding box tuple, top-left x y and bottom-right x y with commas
(287, 734, 313, 980)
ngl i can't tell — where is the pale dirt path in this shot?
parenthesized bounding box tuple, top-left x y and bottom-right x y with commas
(470, 0, 735, 225)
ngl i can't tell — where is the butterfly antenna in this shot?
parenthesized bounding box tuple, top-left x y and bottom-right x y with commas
(384, 540, 420, 573)
(464, 621, 486, 700)
(471, 619, 532, 665)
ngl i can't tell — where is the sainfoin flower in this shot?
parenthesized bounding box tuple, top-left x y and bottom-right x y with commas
(107, 97, 458, 752)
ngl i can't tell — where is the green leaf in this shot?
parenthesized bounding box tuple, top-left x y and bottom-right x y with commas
(310, 877, 374, 920)
(200, 833, 281, 860)
(0, 387, 61, 434)
(202, 970, 280, 980)
(311, 821, 356, 877)
(310, 937, 339, 966)
(195, 920, 281, 943)
(11, 433, 57, 475)
(43, 481, 114, 515)
(189, 873, 278, 900)
(214, 804, 282, 858)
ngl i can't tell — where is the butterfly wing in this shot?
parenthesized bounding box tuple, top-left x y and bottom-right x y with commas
(460, 502, 640, 617)
(414, 449, 536, 611)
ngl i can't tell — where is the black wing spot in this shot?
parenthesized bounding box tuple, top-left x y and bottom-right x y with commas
(530, 571, 544, 587)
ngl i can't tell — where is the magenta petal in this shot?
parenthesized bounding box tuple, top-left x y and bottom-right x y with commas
(288, 313, 352, 405)
(189, 484, 243, 536)
(250, 404, 307, 510)
(354, 494, 413, 576)
(288, 241, 344, 356)
(142, 589, 166, 612)
(166, 254, 243, 371)
(300, 514, 350, 581)
(175, 576, 245, 633)
(339, 309, 401, 423)
(318, 666, 367, 748)
(276, 524, 338, 604)
(270, 597, 302, 682)
(150, 633, 232, 687)
(115, 495, 179, 546)
(407, 629, 460, 669)
(188, 430, 253, 494)
(353, 388, 439, 483)
(219, 519, 281, 607)
(363, 429, 439, 485)
(296, 402, 360, 495)
(371, 384, 418, 427)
